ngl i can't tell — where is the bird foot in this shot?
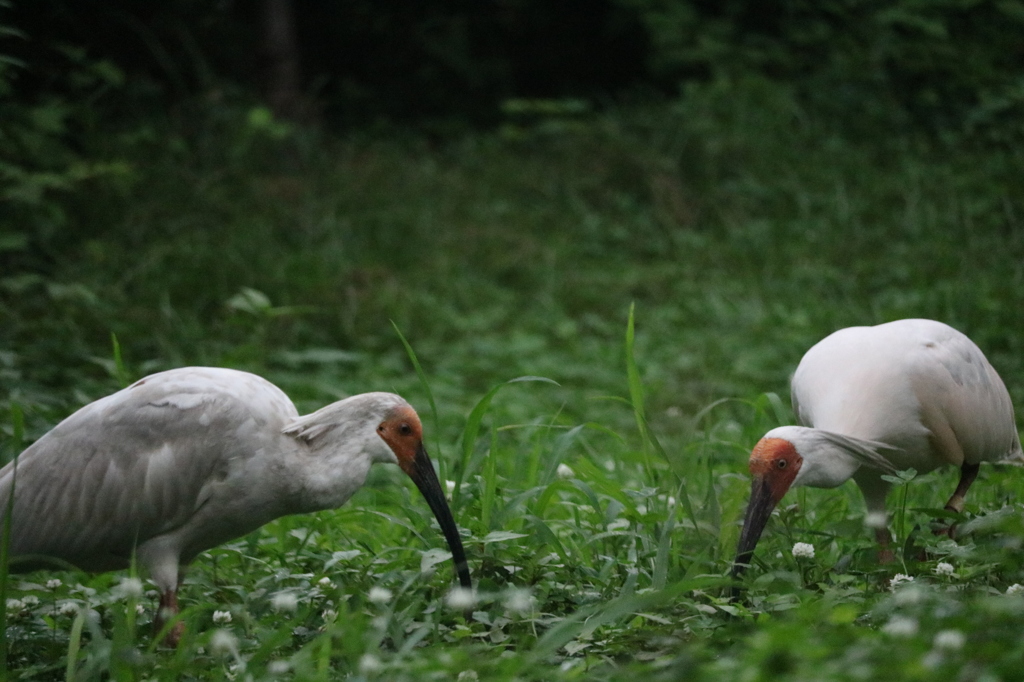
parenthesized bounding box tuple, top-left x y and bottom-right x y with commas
(156, 619, 185, 648)
(155, 590, 184, 647)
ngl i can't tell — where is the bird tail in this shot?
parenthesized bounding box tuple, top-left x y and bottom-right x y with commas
(991, 428, 1024, 465)
(996, 442, 1024, 465)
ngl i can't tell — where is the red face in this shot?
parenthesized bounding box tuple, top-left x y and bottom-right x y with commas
(748, 437, 803, 506)
(375, 403, 473, 591)
(376, 405, 424, 476)
(732, 437, 805, 582)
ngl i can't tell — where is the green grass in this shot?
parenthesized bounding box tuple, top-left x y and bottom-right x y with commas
(1, 79, 1024, 680)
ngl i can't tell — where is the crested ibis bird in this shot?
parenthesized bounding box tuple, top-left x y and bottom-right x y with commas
(733, 319, 1021, 578)
(0, 367, 471, 642)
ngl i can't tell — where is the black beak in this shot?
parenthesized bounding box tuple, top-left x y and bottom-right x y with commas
(731, 475, 777, 584)
(409, 443, 472, 589)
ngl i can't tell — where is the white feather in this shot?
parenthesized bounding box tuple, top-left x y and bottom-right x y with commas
(0, 368, 413, 593)
(786, 319, 1021, 512)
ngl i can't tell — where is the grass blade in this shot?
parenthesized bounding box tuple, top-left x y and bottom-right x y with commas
(652, 499, 676, 590)
(66, 610, 86, 682)
(456, 376, 558, 497)
(526, 591, 666, 664)
(111, 332, 130, 388)
(481, 425, 498, 529)
(391, 321, 444, 471)
(625, 303, 657, 485)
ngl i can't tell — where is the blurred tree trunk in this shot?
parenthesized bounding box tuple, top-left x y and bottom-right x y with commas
(262, 0, 307, 121)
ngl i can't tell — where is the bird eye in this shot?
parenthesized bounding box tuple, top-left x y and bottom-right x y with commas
(776, 459, 787, 469)
(377, 425, 385, 433)
(399, 423, 412, 436)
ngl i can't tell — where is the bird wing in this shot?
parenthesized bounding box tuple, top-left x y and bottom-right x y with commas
(793, 319, 1021, 469)
(905, 322, 1022, 466)
(0, 367, 299, 572)
(790, 323, 929, 444)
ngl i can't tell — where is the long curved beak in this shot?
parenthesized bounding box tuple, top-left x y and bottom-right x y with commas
(731, 475, 778, 581)
(408, 442, 472, 589)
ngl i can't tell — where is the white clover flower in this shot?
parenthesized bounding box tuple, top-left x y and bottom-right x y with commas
(556, 463, 575, 479)
(213, 610, 233, 624)
(1007, 583, 1024, 595)
(46, 579, 62, 590)
(117, 577, 145, 599)
(890, 573, 914, 590)
(445, 587, 477, 610)
(445, 480, 456, 495)
(504, 588, 535, 614)
(58, 602, 79, 617)
(210, 629, 239, 656)
(322, 609, 338, 622)
(317, 577, 334, 589)
(367, 587, 393, 604)
(271, 592, 298, 613)
(359, 654, 383, 674)
(934, 562, 955, 577)
(21, 595, 39, 607)
(5, 599, 24, 611)
(267, 660, 291, 674)
(882, 616, 919, 637)
(933, 630, 966, 651)
(864, 512, 888, 529)
(135, 603, 146, 616)
(792, 542, 815, 559)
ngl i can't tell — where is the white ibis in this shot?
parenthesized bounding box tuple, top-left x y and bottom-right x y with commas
(0, 367, 471, 641)
(733, 319, 1021, 577)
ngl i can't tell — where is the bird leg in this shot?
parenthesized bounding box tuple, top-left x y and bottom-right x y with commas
(875, 527, 895, 564)
(935, 462, 980, 538)
(944, 462, 980, 514)
(155, 589, 185, 647)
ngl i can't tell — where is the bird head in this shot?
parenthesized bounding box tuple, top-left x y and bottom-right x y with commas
(375, 405, 426, 475)
(730, 425, 899, 583)
(731, 435, 803, 580)
(376, 405, 473, 590)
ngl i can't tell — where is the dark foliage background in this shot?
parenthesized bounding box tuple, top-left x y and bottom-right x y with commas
(6, 0, 1023, 133)
(2, 0, 1023, 397)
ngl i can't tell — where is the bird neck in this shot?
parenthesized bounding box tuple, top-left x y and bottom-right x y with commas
(775, 427, 866, 489)
(766, 425, 898, 490)
(280, 393, 406, 512)
(294, 435, 376, 512)
(794, 439, 862, 489)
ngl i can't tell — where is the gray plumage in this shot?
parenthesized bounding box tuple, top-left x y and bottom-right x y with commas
(0, 367, 410, 593)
